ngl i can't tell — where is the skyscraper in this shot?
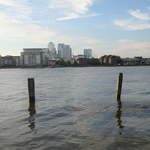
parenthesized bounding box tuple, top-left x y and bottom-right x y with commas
(48, 42, 57, 58)
(58, 43, 72, 61)
(84, 49, 92, 58)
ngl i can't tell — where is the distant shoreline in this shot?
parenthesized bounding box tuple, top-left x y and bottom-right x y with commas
(1, 65, 150, 69)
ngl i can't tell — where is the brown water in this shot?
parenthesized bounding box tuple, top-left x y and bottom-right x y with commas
(0, 67, 150, 150)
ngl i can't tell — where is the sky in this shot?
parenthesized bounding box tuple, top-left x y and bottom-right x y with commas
(0, 0, 150, 57)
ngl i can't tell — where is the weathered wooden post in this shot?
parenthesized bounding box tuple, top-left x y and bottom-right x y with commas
(28, 78, 36, 114)
(117, 73, 123, 101)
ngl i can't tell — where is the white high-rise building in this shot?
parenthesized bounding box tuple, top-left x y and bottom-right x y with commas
(48, 42, 57, 59)
(84, 49, 92, 58)
(58, 43, 72, 61)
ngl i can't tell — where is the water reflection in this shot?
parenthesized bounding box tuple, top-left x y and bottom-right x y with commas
(115, 99, 124, 135)
(28, 110, 36, 131)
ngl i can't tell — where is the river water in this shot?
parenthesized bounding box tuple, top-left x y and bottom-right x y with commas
(0, 67, 150, 150)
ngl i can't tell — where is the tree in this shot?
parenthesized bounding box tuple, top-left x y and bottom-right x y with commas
(56, 59, 67, 66)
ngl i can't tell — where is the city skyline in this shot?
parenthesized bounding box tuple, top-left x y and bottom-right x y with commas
(0, 0, 150, 57)
(0, 41, 94, 58)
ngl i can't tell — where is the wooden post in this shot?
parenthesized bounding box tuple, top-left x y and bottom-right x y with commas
(117, 73, 123, 101)
(28, 78, 36, 114)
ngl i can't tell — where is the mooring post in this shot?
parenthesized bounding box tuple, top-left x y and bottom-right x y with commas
(28, 78, 36, 114)
(117, 73, 123, 101)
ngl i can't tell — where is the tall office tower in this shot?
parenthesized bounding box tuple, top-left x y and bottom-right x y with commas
(58, 43, 72, 61)
(84, 49, 92, 58)
(57, 43, 64, 58)
(48, 42, 57, 58)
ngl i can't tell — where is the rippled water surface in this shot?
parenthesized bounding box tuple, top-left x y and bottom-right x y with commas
(1, 67, 150, 150)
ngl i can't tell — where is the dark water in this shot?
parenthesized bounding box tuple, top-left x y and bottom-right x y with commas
(0, 67, 150, 150)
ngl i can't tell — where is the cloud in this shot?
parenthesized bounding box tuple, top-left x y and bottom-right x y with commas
(56, 12, 100, 21)
(0, 12, 55, 43)
(118, 40, 150, 50)
(0, 0, 56, 45)
(56, 13, 80, 21)
(49, 0, 98, 21)
(0, 0, 32, 21)
(115, 40, 150, 57)
(114, 8, 150, 30)
(129, 9, 150, 20)
(49, 0, 93, 14)
(114, 19, 150, 30)
(0, 0, 20, 7)
(0, 0, 31, 13)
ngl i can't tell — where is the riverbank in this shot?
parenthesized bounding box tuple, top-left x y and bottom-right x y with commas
(1, 64, 150, 69)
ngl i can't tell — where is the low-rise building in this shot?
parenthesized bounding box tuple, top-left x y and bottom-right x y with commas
(0, 55, 3, 67)
(3, 55, 16, 67)
(99, 55, 106, 64)
(73, 55, 85, 60)
(76, 58, 100, 66)
(100, 55, 122, 65)
(76, 58, 89, 65)
(14, 56, 21, 67)
(144, 58, 150, 65)
(122, 58, 135, 66)
(108, 55, 122, 65)
(134, 57, 144, 65)
(122, 57, 145, 66)
(21, 48, 47, 67)
(103, 56, 109, 64)
(0, 55, 20, 67)
(48, 59, 57, 67)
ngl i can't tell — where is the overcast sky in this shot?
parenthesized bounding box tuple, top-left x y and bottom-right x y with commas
(0, 0, 150, 57)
